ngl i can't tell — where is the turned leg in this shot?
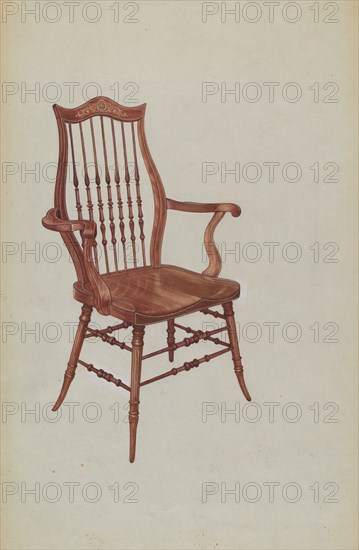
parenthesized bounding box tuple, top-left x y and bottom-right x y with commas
(167, 318, 176, 362)
(52, 304, 92, 411)
(129, 325, 145, 463)
(223, 301, 251, 401)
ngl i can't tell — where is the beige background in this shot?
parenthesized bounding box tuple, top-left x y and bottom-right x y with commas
(1, 1, 358, 549)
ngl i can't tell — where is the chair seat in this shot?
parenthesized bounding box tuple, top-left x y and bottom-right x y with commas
(74, 265, 240, 324)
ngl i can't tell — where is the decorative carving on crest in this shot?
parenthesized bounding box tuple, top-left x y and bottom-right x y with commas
(75, 98, 128, 119)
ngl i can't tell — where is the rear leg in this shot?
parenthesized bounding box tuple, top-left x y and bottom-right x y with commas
(167, 318, 175, 362)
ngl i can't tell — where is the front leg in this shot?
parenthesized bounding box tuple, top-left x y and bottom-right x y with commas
(129, 325, 145, 463)
(52, 304, 93, 411)
(223, 301, 251, 401)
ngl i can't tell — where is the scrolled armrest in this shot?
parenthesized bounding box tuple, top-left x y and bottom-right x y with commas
(42, 208, 110, 314)
(42, 208, 97, 239)
(166, 198, 242, 277)
(166, 198, 241, 217)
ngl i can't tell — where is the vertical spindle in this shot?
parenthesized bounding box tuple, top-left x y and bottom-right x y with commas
(78, 122, 99, 271)
(100, 116, 118, 272)
(68, 123, 83, 220)
(131, 122, 146, 266)
(111, 119, 128, 270)
(121, 121, 137, 268)
(90, 118, 110, 274)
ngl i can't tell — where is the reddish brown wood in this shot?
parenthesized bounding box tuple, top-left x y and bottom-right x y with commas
(200, 307, 226, 319)
(52, 304, 92, 411)
(131, 121, 146, 266)
(137, 115, 167, 267)
(102, 265, 240, 324)
(78, 359, 130, 391)
(77, 121, 99, 270)
(203, 211, 225, 277)
(223, 301, 251, 401)
(68, 124, 83, 220)
(166, 198, 241, 217)
(84, 320, 131, 337)
(43, 207, 112, 315)
(141, 347, 231, 387)
(42, 96, 252, 462)
(166, 199, 241, 277)
(55, 96, 146, 123)
(53, 105, 87, 285)
(121, 121, 137, 268)
(90, 118, 110, 274)
(167, 319, 175, 362)
(101, 116, 119, 271)
(85, 327, 132, 352)
(111, 118, 128, 269)
(129, 325, 145, 463)
(174, 322, 230, 347)
(142, 325, 228, 361)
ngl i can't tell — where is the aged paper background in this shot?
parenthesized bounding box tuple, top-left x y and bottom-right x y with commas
(1, 1, 358, 549)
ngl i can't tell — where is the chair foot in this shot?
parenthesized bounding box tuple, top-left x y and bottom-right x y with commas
(52, 304, 92, 411)
(234, 369, 252, 402)
(167, 319, 175, 362)
(52, 372, 74, 411)
(129, 325, 145, 463)
(129, 414, 139, 463)
(223, 301, 251, 402)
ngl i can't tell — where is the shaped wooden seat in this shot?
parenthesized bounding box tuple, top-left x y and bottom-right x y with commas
(73, 265, 240, 324)
(42, 96, 251, 463)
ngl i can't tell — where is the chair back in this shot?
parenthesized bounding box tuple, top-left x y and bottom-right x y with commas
(53, 96, 167, 283)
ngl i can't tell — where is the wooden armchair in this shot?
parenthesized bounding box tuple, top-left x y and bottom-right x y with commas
(42, 97, 251, 462)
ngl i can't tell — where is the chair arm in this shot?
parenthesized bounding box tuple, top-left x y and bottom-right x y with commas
(166, 198, 241, 277)
(42, 208, 97, 238)
(42, 208, 111, 315)
(166, 198, 241, 217)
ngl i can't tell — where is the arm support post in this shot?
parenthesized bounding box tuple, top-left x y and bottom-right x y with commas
(166, 199, 241, 277)
(42, 208, 111, 314)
